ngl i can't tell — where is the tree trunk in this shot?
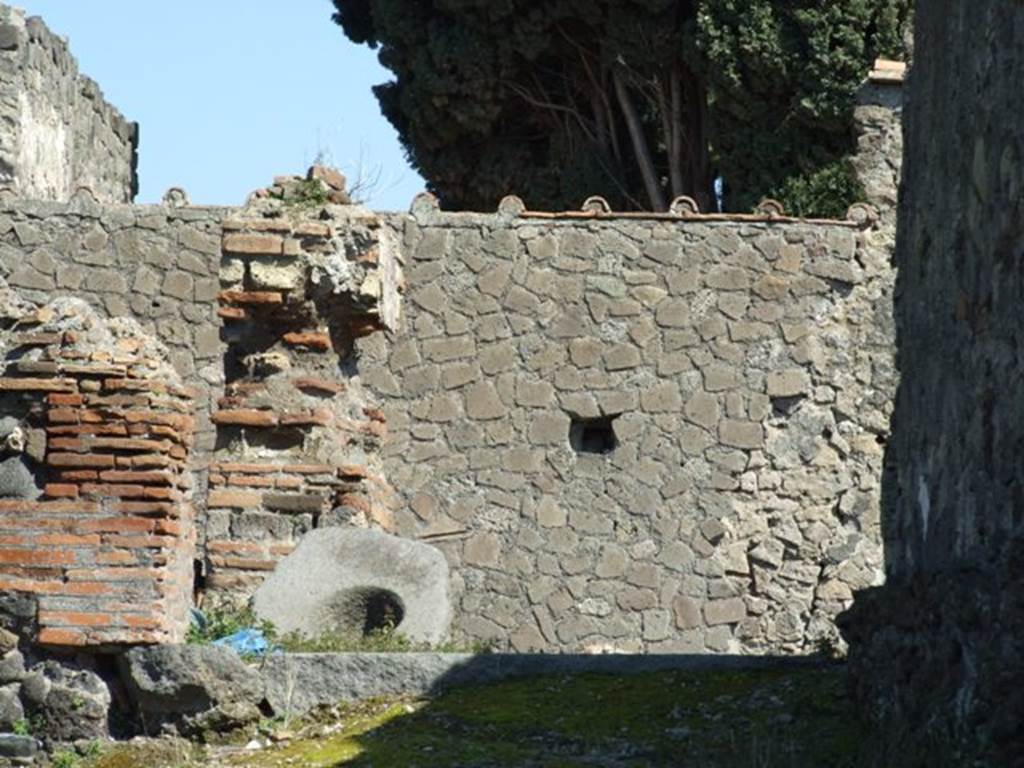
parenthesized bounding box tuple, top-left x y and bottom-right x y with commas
(679, 63, 711, 212)
(613, 67, 666, 212)
(668, 68, 685, 199)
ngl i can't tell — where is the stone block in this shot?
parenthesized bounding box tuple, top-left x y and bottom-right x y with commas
(528, 411, 570, 445)
(0, 735, 36, 762)
(254, 528, 450, 643)
(719, 420, 764, 450)
(423, 336, 476, 363)
(223, 233, 282, 255)
(640, 381, 682, 412)
(464, 532, 502, 568)
(0, 457, 40, 500)
(249, 259, 303, 291)
(702, 364, 741, 392)
(515, 377, 555, 407)
(684, 391, 719, 430)
(0, 683, 22, 731)
(28, 662, 110, 741)
(465, 381, 507, 420)
(162, 270, 194, 299)
(642, 609, 671, 641)
(654, 299, 692, 327)
(119, 646, 263, 736)
(536, 497, 567, 527)
(477, 263, 513, 296)
(604, 344, 641, 371)
(706, 266, 750, 290)
(595, 545, 627, 578)
(766, 369, 811, 397)
(672, 596, 702, 630)
(0, 650, 25, 684)
(704, 597, 746, 626)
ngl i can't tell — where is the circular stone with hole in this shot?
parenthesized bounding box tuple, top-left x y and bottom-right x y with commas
(253, 528, 451, 644)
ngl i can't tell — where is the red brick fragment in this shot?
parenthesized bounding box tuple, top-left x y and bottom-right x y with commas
(218, 306, 248, 321)
(122, 615, 163, 629)
(206, 540, 264, 554)
(222, 232, 284, 255)
(47, 393, 84, 406)
(210, 410, 278, 427)
(207, 555, 277, 571)
(292, 377, 345, 396)
(102, 379, 168, 394)
(207, 489, 260, 509)
(44, 484, 79, 499)
(228, 475, 275, 488)
(107, 502, 177, 516)
(282, 331, 331, 351)
(97, 551, 137, 565)
(37, 534, 100, 546)
(87, 437, 172, 453)
(0, 377, 76, 393)
(77, 517, 156, 533)
(11, 332, 62, 346)
(47, 453, 115, 469)
(123, 411, 195, 430)
(283, 463, 335, 474)
(221, 219, 293, 233)
(47, 408, 80, 424)
(47, 424, 129, 437)
(212, 462, 278, 474)
(280, 410, 332, 427)
(79, 483, 148, 499)
(37, 628, 88, 646)
(218, 290, 284, 306)
(99, 471, 175, 485)
(0, 549, 75, 566)
(39, 611, 115, 628)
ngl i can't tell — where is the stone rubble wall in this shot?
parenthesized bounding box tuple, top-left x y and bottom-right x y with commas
(353, 201, 896, 654)
(0, 176, 899, 654)
(0, 185, 903, 662)
(0, 0, 904, 654)
(0, 5, 137, 203)
(853, 70, 903, 230)
(842, 1, 1024, 763)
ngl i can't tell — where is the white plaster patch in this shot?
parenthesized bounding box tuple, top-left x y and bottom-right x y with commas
(917, 472, 930, 543)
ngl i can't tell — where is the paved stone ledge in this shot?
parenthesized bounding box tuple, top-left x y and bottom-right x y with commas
(260, 651, 827, 717)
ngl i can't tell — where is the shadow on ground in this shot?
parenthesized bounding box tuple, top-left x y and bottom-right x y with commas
(219, 654, 862, 768)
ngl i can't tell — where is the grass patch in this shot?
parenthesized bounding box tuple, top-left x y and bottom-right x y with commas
(188, 602, 490, 655)
(213, 664, 860, 767)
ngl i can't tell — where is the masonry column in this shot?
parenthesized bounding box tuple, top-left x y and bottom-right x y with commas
(0, 288, 195, 646)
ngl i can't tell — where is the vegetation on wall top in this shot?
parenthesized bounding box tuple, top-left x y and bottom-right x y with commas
(332, 0, 909, 216)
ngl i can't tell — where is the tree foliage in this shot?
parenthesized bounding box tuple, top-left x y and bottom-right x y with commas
(333, 0, 909, 215)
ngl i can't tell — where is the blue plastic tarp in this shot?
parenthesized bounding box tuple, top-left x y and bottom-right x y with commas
(212, 628, 270, 657)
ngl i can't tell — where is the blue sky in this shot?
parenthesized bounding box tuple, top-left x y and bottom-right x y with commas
(19, 1, 425, 211)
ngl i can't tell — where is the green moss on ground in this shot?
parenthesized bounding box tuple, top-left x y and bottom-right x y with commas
(85, 664, 861, 768)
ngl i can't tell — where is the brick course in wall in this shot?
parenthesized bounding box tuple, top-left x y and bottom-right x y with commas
(0, 295, 195, 646)
(201, 179, 401, 599)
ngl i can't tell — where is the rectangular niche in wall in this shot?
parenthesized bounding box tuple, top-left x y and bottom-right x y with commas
(569, 414, 619, 455)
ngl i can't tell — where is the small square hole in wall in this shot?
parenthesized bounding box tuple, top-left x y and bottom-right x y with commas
(569, 414, 619, 455)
